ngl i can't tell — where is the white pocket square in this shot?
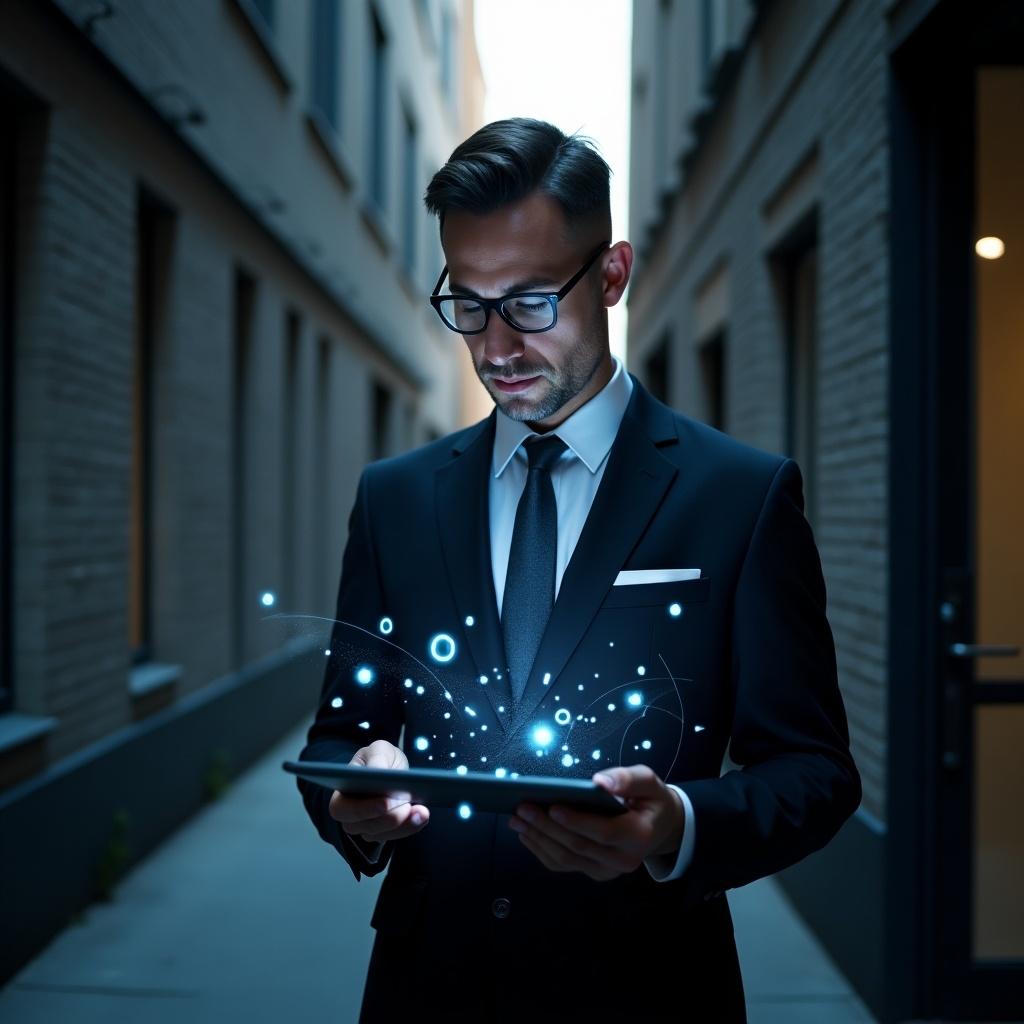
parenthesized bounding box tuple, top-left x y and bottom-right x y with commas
(613, 568, 701, 586)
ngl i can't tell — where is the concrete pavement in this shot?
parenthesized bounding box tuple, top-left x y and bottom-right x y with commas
(0, 719, 876, 1023)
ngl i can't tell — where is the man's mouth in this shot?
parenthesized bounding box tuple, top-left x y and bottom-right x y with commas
(492, 375, 542, 393)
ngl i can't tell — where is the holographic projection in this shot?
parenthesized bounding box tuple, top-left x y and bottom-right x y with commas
(261, 589, 704, 812)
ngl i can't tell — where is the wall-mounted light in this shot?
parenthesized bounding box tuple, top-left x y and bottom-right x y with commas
(975, 236, 1006, 260)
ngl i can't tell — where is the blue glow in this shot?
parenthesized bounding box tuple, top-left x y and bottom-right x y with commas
(379, 617, 393, 635)
(578, 684, 584, 691)
(480, 756, 488, 762)
(429, 633, 456, 663)
(642, 740, 652, 749)
(531, 724, 554, 748)
(592, 750, 601, 759)
(415, 737, 429, 751)
(416, 685, 425, 695)
(260, 591, 275, 607)
(358, 721, 370, 729)
(543, 672, 551, 686)
(443, 712, 451, 719)
(511, 772, 520, 779)
(495, 768, 507, 778)
(444, 691, 452, 700)
(498, 705, 505, 713)
(694, 724, 705, 733)
(457, 803, 473, 819)
(324, 648, 331, 656)
(404, 679, 413, 688)
(607, 703, 616, 711)
(554, 708, 571, 726)
(637, 665, 646, 676)
(465, 706, 477, 717)
(355, 666, 374, 686)
(609, 641, 615, 647)
(465, 615, 475, 627)
(479, 675, 488, 684)
(330, 696, 343, 708)
(669, 602, 682, 617)
(561, 754, 573, 768)
(456, 765, 468, 775)
(627, 691, 643, 707)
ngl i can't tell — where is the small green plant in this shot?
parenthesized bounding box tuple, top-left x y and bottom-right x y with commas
(203, 748, 232, 801)
(95, 808, 131, 902)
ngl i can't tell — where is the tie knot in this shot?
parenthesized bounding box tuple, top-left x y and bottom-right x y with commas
(524, 434, 568, 473)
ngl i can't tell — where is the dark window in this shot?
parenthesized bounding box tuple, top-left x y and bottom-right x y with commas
(368, 7, 388, 213)
(281, 310, 301, 611)
(0, 96, 15, 712)
(131, 190, 175, 666)
(372, 380, 393, 462)
(645, 332, 672, 405)
(232, 269, 257, 668)
(311, 0, 340, 129)
(699, 332, 726, 432)
(402, 106, 418, 277)
(250, 0, 275, 32)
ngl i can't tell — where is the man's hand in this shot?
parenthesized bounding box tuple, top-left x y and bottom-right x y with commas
(508, 765, 684, 882)
(328, 739, 431, 842)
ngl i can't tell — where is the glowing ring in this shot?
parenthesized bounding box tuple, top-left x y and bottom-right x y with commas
(379, 616, 393, 634)
(554, 708, 572, 726)
(429, 633, 456, 663)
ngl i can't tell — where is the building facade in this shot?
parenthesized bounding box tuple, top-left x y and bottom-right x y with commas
(628, 0, 1022, 1020)
(0, 0, 483, 982)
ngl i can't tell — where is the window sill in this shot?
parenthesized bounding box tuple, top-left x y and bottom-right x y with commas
(129, 662, 182, 721)
(360, 199, 394, 257)
(229, 0, 293, 94)
(0, 712, 57, 756)
(306, 108, 355, 191)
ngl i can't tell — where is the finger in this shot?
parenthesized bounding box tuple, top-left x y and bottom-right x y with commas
(350, 802, 429, 838)
(332, 790, 412, 823)
(512, 804, 618, 860)
(594, 764, 662, 801)
(517, 825, 615, 877)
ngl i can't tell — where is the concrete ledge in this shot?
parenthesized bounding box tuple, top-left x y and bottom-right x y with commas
(0, 639, 323, 985)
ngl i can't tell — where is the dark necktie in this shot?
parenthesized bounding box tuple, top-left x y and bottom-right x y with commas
(501, 433, 569, 705)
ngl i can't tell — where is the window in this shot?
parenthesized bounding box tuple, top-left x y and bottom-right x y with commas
(281, 310, 301, 611)
(372, 380, 393, 462)
(699, 332, 726, 432)
(402, 106, 418, 278)
(231, 269, 257, 668)
(368, 7, 388, 214)
(645, 332, 672, 405)
(0, 97, 14, 712)
(131, 190, 175, 666)
(310, 0, 341, 130)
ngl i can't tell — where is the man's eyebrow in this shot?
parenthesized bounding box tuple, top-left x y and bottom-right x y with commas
(447, 276, 558, 297)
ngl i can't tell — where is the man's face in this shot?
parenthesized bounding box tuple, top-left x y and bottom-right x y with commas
(440, 192, 631, 429)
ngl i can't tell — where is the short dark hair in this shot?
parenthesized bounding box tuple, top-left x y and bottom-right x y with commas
(423, 117, 611, 242)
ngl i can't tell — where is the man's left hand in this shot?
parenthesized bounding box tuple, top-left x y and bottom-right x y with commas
(508, 764, 684, 882)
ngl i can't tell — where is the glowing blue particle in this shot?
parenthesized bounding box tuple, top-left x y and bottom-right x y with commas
(495, 768, 507, 778)
(642, 740, 652, 750)
(510, 772, 520, 779)
(429, 633, 456, 663)
(496, 673, 502, 680)
(379, 616, 393, 634)
(694, 724, 706, 733)
(444, 712, 451, 720)
(480, 756, 487, 763)
(543, 672, 552, 686)
(498, 705, 505, 713)
(574, 757, 580, 764)
(416, 686, 425, 695)
(561, 744, 569, 751)
(260, 591, 275, 607)
(415, 737, 429, 751)
(607, 703, 616, 712)
(404, 679, 413, 688)
(481, 724, 488, 731)
(465, 615, 475, 627)
(594, 673, 600, 678)
(627, 692, 643, 707)
(358, 721, 370, 729)
(428, 756, 433, 761)
(456, 765, 468, 775)
(591, 750, 601, 760)
(465, 705, 477, 717)
(479, 675, 489, 685)
(554, 695, 560, 701)
(469, 731, 475, 737)
(590, 716, 597, 723)
(324, 649, 331, 656)
(609, 641, 615, 647)
(554, 708, 572, 726)
(330, 696, 343, 708)
(444, 691, 452, 701)
(536, 750, 543, 756)
(532, 724, 554, 748)
(578, 684, 584, 691)
(669, 602, 682, 617)
(355, 666, 374, 686)
(637, 665, 646, 676)
(457, 803, 472, 820)
(561, 754, 573, 768)
(450, 752, 456, 757)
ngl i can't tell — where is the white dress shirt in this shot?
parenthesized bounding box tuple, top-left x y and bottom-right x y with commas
(357, 355, 695, 882)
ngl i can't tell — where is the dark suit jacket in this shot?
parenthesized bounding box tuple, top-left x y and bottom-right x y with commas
(296, 374, 861, 1023)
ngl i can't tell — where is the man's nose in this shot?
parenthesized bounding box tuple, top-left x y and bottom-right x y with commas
(480, 311, 526, 366)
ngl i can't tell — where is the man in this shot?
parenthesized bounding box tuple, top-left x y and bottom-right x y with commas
(296, 118, 861, 1023)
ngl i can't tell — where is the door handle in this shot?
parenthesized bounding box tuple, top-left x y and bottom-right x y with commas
(948, 643, 1021, 657)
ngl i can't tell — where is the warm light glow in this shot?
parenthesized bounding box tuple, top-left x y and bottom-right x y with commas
(975, 236, 1006, 259)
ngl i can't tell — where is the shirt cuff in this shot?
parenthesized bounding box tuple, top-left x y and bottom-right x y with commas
(643, 784, 695, 882)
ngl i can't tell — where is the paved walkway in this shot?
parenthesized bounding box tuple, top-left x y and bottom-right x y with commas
(0, 720, 875, 1023)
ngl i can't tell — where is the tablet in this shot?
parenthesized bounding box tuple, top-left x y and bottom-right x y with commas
(282, 760, 629, 817)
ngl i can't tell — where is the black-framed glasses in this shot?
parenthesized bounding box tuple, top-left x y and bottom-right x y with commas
(429, 240, 610, 335)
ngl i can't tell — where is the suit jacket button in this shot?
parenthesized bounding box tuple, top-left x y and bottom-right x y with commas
(492, 897, 511, 919)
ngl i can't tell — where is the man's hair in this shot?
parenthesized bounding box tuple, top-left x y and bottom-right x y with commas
(423, 117, 611, 241)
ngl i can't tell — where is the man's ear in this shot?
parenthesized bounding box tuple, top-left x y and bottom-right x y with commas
(601, 241, 633, 308)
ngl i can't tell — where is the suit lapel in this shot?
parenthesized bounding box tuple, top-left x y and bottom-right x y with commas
(506, 378, 680, 739)
(435, 409, 514, 734)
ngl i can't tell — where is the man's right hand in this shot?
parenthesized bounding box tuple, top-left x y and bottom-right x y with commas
(328, 739, 431, 842)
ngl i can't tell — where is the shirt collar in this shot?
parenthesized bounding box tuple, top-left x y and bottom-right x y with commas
(492, 353, 634, 478)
